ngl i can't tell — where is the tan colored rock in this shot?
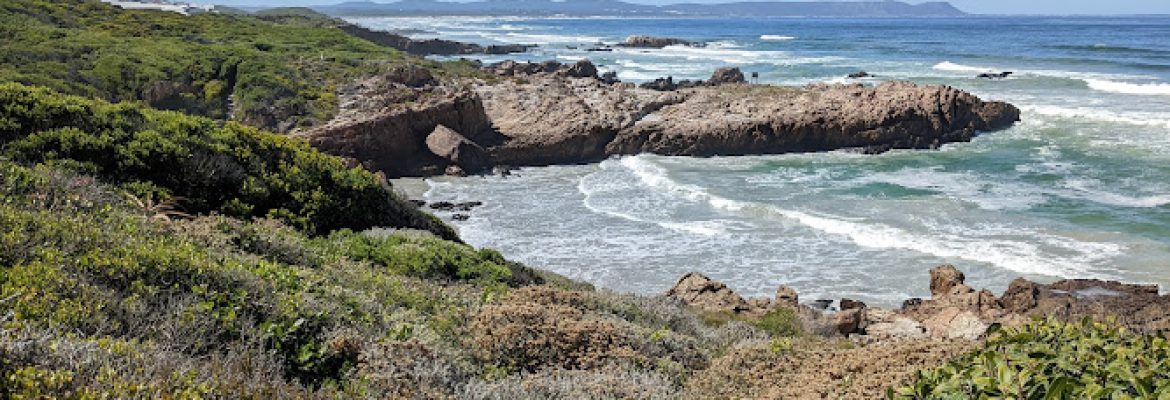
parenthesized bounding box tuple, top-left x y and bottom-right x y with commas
(831, 308, 865, 335)
(664, 272, 747, 313)
(922, 308, 988, 340)
(385, 64, 435, 87)
(929, 264, 966, 298)
(708, 67, 745, 85)
(775, 285, 799, 308)
(864, 309, 928, 338)
(425, 125, 489, 172)
(840, 298, 867, 311)
(562, 60, 598, 79)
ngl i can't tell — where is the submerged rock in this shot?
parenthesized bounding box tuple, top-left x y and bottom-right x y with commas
(620, 35, 693, 48)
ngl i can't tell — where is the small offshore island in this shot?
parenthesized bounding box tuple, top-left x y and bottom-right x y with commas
(1, 0, 1169, 398)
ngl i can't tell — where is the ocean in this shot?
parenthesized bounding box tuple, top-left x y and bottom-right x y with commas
(354, 16, 1170, 306)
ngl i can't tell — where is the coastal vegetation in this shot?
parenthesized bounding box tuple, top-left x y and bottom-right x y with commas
(1, 0, 1168, 398)
(0, 0, 476, 132)
(894, 319, 1170, 399)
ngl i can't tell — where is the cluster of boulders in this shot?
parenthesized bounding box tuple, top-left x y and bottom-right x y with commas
(665, 264, 1170, 341)
(483, 59, 620, 84)
(618, 35, 695, 48)
(639, 67, 747, 91)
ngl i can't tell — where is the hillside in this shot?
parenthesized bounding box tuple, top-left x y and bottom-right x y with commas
(3, 1, 1169, 399)
(0, 0, 481, 133)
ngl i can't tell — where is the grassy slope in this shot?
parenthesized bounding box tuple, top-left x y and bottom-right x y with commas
(0, 0, 416, 132)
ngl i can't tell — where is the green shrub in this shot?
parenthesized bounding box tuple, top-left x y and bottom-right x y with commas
(0, 161, 514, 394)
(0, 83, 456, 239)
(892, 319, 1170, 399)
(752, 308, 802, 337)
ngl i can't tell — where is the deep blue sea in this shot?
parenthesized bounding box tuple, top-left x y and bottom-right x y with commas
(353, 16, 1170, 306)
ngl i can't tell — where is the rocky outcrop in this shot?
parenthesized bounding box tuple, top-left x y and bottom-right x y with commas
(663, 264, 1170, 341)
(619, 35, 693, 48)
(310, 66, 1020, 178)
(708, 67, 746, 85)
(304, 74, 494, 176)
(607, 81, 1020, 157)
(665, 273, 750, 313)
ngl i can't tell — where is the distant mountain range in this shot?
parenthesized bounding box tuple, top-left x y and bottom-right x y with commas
(308, 0, 968, 17)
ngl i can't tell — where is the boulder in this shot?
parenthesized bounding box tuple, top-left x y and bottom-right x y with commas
(563, 59, 598, 79)
(426, 125, 489, 173)
(665, 272, 748, 313)
(708, 67, 746, 85)
(840, 298, 867, 311)
(929, 264, 966, 298)
(600, 71, 620, 85)
(620, 35, 692, 48)
(831, 308, 865, 335)
(775, 285, 799, 308)
(847, 71, 872, 79)
(385, 64, 436, 87)
(1001, 278, 1038, 313)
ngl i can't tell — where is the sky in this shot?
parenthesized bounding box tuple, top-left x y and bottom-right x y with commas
(208, 0, 1170, 15)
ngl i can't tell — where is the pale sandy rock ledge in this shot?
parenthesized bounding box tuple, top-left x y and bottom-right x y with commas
(305, 62, 1020, 178)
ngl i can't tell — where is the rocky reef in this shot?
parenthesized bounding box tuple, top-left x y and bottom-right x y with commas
(305, 61, 1021, 177)
(664, 264, 1170, 341)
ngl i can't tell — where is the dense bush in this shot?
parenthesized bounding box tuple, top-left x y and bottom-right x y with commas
(0, 161, 527, 395)
(0, 83, 455, 238)
(0, 0, 414, 131)
(892, 319, 1170, 399)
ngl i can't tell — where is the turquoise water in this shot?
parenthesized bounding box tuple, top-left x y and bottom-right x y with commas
(356, 16, 1170, 306)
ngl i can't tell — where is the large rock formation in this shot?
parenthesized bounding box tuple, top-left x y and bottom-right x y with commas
(308, 65, 1021, 178)
(481, 75, 1020, 167)
(304, 74, 495, 176)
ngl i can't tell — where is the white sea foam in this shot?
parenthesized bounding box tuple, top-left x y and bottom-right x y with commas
(854, 168, 1048, 211)
(760, 35, 796, 41)
(1023, 105, 1170, 129)
(621, 45, 844, 66)
(614, 155, 1120, 279)
(1062, 179, 1170, 208)
(932, 61, 995, 73)
(933, 61, 1170, 97)
(1084, 79, 1170, 96)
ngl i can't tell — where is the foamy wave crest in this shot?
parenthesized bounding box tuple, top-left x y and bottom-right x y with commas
(623, 45, 844, 66)
(760, 35, 796, 41)
(1062, 179, 1170, 208)
(1023, 105, 1170, 129)
(932, 61, 994, 73)
(1084, 79, 1170, 96)
(616, 155, 1120, 278)
(577, 158, 736, 237)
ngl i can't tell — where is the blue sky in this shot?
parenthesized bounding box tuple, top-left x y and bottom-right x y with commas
(209, 0, 1170, 15)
